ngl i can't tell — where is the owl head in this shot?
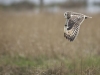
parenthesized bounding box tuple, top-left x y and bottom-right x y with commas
(64, 11, 72, 19)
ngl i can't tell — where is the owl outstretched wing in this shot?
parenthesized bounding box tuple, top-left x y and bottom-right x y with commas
(64, 14, 85, 41)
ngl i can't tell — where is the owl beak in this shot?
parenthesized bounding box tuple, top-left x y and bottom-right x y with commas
(64, 16, 67, 18)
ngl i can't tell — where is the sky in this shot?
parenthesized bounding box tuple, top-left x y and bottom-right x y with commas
(0, 0, 66, 5)
(0, 0, 100, 5)
(0, 0, 100, 13)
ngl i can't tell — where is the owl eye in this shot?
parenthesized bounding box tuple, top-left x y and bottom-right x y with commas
(64, 13, 67, 16)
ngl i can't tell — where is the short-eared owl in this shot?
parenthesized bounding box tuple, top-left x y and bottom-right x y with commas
(64, 11, 92, 41)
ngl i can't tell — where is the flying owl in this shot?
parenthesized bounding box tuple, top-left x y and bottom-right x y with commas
(64, 11, 92, 41)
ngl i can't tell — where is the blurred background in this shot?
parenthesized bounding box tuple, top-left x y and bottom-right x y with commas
(0, 0, 100, 75)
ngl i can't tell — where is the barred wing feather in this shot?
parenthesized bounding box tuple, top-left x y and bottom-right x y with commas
(64, 15, 85, 41)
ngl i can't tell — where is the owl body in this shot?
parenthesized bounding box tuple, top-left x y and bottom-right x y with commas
(64, 11, 92, 41)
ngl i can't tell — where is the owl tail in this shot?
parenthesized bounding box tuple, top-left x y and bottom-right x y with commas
(85, 15, 92, 19)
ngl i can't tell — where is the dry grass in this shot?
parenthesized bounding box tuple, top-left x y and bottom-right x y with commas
(0, 11, 100, 75)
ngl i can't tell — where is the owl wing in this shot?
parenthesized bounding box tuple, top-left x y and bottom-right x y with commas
(64, 15, 85, 41)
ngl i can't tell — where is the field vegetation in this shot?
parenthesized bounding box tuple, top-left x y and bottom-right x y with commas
(0, 11, 100, 75)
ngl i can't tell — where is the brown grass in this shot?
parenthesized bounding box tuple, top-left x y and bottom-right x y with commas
(0, 11, 100, 75)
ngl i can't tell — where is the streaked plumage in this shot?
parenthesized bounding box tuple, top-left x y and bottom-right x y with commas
(64, 11, 92, 41)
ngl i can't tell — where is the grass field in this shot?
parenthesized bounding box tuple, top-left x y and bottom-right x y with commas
(0, 11, 100, 75)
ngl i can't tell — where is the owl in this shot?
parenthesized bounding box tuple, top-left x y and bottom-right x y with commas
(64, 11, 92, 41)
